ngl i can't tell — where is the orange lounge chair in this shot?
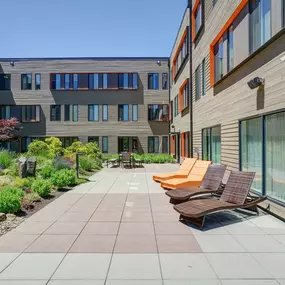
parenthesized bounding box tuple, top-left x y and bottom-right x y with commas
(161, 160, 212, 190)
(153, 158, 197, 183)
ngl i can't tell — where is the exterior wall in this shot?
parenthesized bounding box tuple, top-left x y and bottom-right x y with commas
(0, 58, 169, 154)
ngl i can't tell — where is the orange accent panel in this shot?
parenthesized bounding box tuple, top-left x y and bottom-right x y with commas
(209, 0, 249, 86)
(192, 0, 201, 42)
(171, 135, 175, 155)
(179, 79, 188, 112)
(181, 133, 185, 158)
(172, 28, 188, 79)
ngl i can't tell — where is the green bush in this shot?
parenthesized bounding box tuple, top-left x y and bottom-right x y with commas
(51, 169, 76, 188)
(133, 154, 175, 164)
(0, 150, 14, 169)
(52, 157, 73, 170)
(0, 186, 24, 213)
(31, 179, 52, 198)
(45, 137, 63, 156)
(40, 165, 54, 179)
(65, 141, 84, 154)
(6, 162, 19, 177)
(79, 156, 101, 171)
(85, 142, 103, 159)
(27, 140, 49, 156)
(13, 177, 35, 190)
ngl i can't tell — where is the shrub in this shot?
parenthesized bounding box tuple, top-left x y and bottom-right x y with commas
(0, 186, 24, 213)
(133, 154, 175, 164)
(40, 165, 55, 179)
(31, 179, 52, 198)
(45, 137, 63, 156)
(79, 156, 101, 171)
(85, 142, 103, 159)
(51, 169, 76, 188)
(21, 192, 41, 209)
(6, 162, 19, 177)
(0, 175, 14, 187)
(65, 141, 85, 154)
(27, 140, 49, 156)
(13, 177, 35, 190)
(0, 150, 14, 169)
(52, 157, 73, 170)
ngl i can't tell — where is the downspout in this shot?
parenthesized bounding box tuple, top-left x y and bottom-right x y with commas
(168, 58, 171, 155)
(188, 0, 194, 158)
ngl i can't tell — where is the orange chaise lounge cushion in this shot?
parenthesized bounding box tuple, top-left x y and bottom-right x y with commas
(160, 160, 212, 190)
(152, 158, 197, 183)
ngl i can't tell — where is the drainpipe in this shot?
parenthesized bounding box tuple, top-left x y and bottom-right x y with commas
(188, 0, 194, 158)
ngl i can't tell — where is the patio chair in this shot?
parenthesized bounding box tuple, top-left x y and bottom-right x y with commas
(173, 171, 267, 228)
(106, 157, 119, 168)
(165, 164, 227, 204)
(153, 158, 197, 183)
(121, 152, 132, 168)
(161, 160, 212, 190)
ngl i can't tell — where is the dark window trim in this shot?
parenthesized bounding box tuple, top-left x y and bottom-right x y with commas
(50, 105, 61, 121)
(118, 104, 129, 122)
(64, 104, 70, 121)
(0, 74, 11, 91)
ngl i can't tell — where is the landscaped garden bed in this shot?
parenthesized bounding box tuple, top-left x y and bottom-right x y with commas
(0, 137, 103, 236)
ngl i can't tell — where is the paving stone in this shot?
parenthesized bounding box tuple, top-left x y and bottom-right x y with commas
(44, 222, 86, 235)
(118, 222, 154, 236)
(82, 222, 120, 235)
(0, 253, 19, 273)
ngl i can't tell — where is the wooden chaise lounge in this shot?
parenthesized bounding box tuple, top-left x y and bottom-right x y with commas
(173, 171, 266, 228)
(161, 160, 212, 190)
(153, 158, 197, 183)
(165, 164, 227, 204)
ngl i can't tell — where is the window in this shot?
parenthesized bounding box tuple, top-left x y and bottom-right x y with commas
(148, 136, 159, 153)
(132, 73, 138, 89)
(180, 79, 189, 110)
(88, 136, 99, 144)
(0, 74, 11, 90)
(35, 73, 41, 90)
(162, 73, 168, 89)
(227, 26, 234, 72)
(162, 136, 169, 154)
(132, 104, 138, 121)
(195, 65, 201, 101)
(249, 0, 271, 54)
(102, 136, 108, 153)
(72, 105, 78, 122)
(88, 104, 99, 121)
(50, 105, 61, 121)
(22, 137, 38, 152)
(148, 104, 168, 121)
(118, 104, 129, 121)
(194, 2, 202, 35)
(170, 101, 173, 120)
(21, 74, 32, 90)
(202, 126, 221, 164)
(201, 59, 206, 96)
(0, 106, 11, 120)
(22, 106, 40, 122)
(240, 118, 262, 194)
(64, 105, 70, 121)
(102, 105, 108, 121)
(174, 96, 179, 117)
(60, 137, 78, 148)
(148, 73, 159, 90)
(214, 38, 224, 82)
(73, 74, 78, 89)
(65, 74, 71, 89)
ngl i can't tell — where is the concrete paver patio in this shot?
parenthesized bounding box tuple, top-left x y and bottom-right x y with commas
(0, 164, 285, 284)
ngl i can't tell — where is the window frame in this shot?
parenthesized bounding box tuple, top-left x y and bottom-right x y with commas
(162, 136, 169, 154)
(0, 74, 11, 90)
(118, 104, 129, 122)
(64, 104, 70, 121)
(21, 105, 41, 123)
(102, 136, 108, 153)
(202, 125, 221, 163)
(72, 104, 78, 122)
(192, 0, 204, 42)
(50, 105, 61, 121)
(148, 73, 159, 90)
(102, 104, 108, 122)
(195, 65, 201, 101)
(132, 104, 138, 121)
(21, 73, 32, 90)
(162, 73, 168, 89)
(88, 104, 99, 122)
(35, 73, 41, 90)
(148, 136, 159, 153)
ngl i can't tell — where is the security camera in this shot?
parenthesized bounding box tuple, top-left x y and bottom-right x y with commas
(247, 77, 264, 89)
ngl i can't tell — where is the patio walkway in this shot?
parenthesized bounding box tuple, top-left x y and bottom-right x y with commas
(0, 164, 285, 284)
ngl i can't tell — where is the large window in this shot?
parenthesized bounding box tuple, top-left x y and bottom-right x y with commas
(162, 136, 169, 154)
(195, 65, 201, 101)
(148, 73, 159, 90)
(240, 118, 263, 194)
(102, 136, 108, 153)
(50, 105, 61, 121)
(148, 105, 168, 121)
(88, 136, 99, 144)
(35, 73, 41, 90)
(21, 74, 32, 90)
(202, 126, 221, 164)
(22, 106, 40, 122)
(64, 105, 70, 121)
(0, 74, 11, 90)
(88, 104, 99, 121)
(162, 73, 168, 89)
(240, 112, 285, 203)
(214, 38, 224, 82)
(72, 105, 78, 122)
(227, 26, 234, 72)
(148, 136, 159, 153)
(102, 105, 108, 121)
(0, 106, 11, 120)
(118, 104, 129, 121)
(132, 104, 138, 121)
(249, 0, 271, 54)
(51, 73, 138, 90)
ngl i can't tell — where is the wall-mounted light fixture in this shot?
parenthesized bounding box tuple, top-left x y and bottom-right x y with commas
(247, 77, 265, 89)
(10, 61, 15, 67)
(156, 60, 161, 66)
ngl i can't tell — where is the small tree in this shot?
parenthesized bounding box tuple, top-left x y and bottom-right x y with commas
(0, 118, 21, 142)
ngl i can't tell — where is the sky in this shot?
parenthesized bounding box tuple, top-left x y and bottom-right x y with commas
(2, 0, 187, 58)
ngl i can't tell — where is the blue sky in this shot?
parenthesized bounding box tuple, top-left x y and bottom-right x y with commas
(2, 0, 187, 58)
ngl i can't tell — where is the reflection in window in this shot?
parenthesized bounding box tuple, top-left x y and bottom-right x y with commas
(88, 104, 99, 121)
(21, 74, 32, 90)
(228, 26, 234, 72)
(162, 73, 168, 89)
(35, 73, 41, 90)
(72, 105, 78, 122)
(148, 105, 168, 121)
(102, 105, 108, 121)
(64, 105, 70, 121)
(132, 104, 138, 121)
(214, 38, 224, 82)
(148, 73, 159, 90)
(102, 136, 108, 153)
(118, 104, 129, 121)
(22, 106, 40, 122)
(50, 105, 61, 121)
(148, 136, 159, 153)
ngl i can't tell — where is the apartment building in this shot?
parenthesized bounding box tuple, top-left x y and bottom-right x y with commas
(0, 58, 170, 154)
(170, 0, 285, 215)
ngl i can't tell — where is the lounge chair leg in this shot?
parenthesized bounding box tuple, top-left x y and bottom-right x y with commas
(179, 215, 205, 229)
(244, 205, 259, 215)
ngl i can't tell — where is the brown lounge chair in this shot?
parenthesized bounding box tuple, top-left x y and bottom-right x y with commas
(173, 171, 266, 229)
(153, 158, 197, 183)
(165, 164, 227, 204)
(161, 160, 212, 190)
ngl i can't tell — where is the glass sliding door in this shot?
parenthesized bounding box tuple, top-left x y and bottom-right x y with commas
(265, 112, 285, 202)
(202, 129, 211, 161)
(240, 118, 262, 193)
